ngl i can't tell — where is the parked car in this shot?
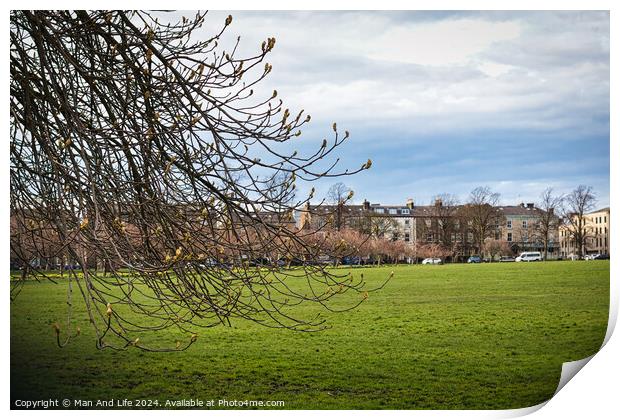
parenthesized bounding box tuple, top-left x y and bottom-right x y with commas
(273, 259, 287, 267)
(63, 264, 81, 269)
(467, 256, 482, 263)
(594, 254, 610, 260)
(584, 254, 599, 261)
(499, 256, 515, 262)
(422, 258, 442, 265)
(515, 252, 542, 262)
(196, 258, 221, 268)
(342, 256, 361, 265)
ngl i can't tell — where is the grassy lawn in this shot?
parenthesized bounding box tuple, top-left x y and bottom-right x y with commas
(10, 261, 609, 409)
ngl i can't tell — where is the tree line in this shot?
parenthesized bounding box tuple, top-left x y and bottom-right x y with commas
(310, 183, 599, 263)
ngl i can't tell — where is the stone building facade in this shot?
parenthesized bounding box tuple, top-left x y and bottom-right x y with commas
(559, 207, 610, 258)
(297, 199, 564, 260)
(499, 203, 561, 258)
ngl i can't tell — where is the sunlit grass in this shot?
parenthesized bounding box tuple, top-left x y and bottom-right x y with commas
(11, 261, 609, 409)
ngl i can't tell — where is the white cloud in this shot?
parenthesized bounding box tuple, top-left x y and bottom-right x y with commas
(477, 61, 515, 77)
(192, 11, 608, 206)
(366, 18, 521, 66)
(202, 11, 607, 140)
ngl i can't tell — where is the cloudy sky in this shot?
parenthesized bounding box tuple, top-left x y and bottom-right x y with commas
(203, 11, 610, 208)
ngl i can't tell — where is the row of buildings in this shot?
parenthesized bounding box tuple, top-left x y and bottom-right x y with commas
(11, 197, 610, 270)
(296, 198, 610, 261)
(559, 207, 610, 258)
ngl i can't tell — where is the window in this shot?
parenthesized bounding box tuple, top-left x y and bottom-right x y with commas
(401, 208, 410, 215)
(495, 232, 500, 240)
(507, 220, 512, 229)
(404, 219, 410, 225)
(507, 233, 513, 242)
(389, 208, 397, 215)
(374, 208, 384, 214)
(523, 233, 528, 242)
(522, 220, 527, 229)
(404, 233, 410, 242)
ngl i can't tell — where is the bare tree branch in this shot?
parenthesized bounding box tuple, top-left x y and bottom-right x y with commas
(10, 10, 378, 351)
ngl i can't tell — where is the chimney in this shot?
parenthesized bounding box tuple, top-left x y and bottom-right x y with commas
(435, 198, 443, 207)
(362, 199, 370, 210)
(526, 203, 534, 209)
(406, 198, 414, 209)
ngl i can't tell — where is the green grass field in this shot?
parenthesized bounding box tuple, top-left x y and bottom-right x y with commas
(10, 261, 609, 409)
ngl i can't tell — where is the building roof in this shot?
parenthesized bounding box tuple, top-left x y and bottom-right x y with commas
(498, 205, 542, 216)
(301, 201, 566, 219)
(588, 207, 610, 214)
(303, 203, 453, 218)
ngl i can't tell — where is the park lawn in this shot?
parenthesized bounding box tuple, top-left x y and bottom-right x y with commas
(10, 261, 609, 409)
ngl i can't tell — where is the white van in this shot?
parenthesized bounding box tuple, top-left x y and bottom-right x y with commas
(515, 252, 542, 262)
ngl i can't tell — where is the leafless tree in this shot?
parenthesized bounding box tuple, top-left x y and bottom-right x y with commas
(417, 243, 451, 261)
(370, 216, 399, 240)
(462, 187, 504, 255)
(482, 238, 512, 261)
(535, 188, 563, 260)
(563, 185, 596, 259)
(326, 182, 352, 231)
(10, 11, 382, 351)
(263, 169, 297, 212)
(430, 194, 460, 250)
(512, 220, 536, 253)
(326, 182, 350, 204)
